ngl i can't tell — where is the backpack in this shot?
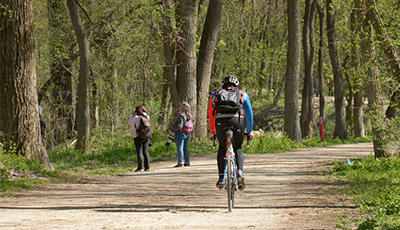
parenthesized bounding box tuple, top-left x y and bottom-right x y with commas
(137, 115, 153, 139)
(183, 119, 194, 134)
(212, 87, 244, 114)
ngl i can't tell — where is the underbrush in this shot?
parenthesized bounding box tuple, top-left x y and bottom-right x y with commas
(332, 154, 400, 229)
(0, 131, 371, 194)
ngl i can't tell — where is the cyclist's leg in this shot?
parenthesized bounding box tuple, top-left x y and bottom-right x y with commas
(233, 120, 245, 173)
(216, 121, 227, 182)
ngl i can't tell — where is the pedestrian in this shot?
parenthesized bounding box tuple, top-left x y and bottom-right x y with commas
(328, 80, 334, 96)
(169, 102, 193, 167)
(128, 105, 151, 172)
(39, 106, 46, 145)
(208, 75, 254, 190)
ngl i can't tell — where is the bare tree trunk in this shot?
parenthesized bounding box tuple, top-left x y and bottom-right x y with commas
(361, 21, 387, 158)
(285, 0, 302, 142)
(159, 0, 178, 130)
(300, 0, 317, 139)
(0, 0, 54, 170)
(176, 0, 199, 117)
(196, 0, 223, 141)
(326, 0, 347, 140)
(317, 0, 326, 126)
(67, 0, 91, 151)
(351, 0, 365, 138)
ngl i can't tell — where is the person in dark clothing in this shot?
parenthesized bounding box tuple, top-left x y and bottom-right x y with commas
(39, 106, 46, 145)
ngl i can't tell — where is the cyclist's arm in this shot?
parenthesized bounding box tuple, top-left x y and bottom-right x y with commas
(208, 92, 216, 134)
(243, 91, 253, 133)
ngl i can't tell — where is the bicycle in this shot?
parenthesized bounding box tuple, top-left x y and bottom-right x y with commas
(214, 128, 250, 212)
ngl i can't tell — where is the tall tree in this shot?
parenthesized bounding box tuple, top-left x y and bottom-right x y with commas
(160, 0, 179, 130)
(175, 0, 199, 117)
(365, 0, 400, 157)
(317, 0, 326, 130)
(0, 0, 54, 170)
(195, 0, 223, 141)
(326, 0, 347, 139)
(300, 0, 317, 139)
(66, 0, 91, 151)
(353, 0, 365, 138)
(285, 0, 302, 142)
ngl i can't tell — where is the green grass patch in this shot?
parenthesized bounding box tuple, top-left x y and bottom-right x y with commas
(332, 154, 400, 229)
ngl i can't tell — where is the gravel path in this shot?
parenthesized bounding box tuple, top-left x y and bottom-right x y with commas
(0, 142, 373, 229)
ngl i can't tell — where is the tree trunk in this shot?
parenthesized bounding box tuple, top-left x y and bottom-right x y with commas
(196, 0, 223, 141)
(350, 0, 365, 138)
(361, 21, 387, 158)
(66, 0, 91, 151)
(284, 0, 302, 142)
(0, 0, 54, 170)
(326, 0, 347, 140)
(317, 0, 326, 128)
(366, 0, 400, 119)
(160, 0, 178, 130)
(176, 0, 199, 117)
(300, 0, 317, 139)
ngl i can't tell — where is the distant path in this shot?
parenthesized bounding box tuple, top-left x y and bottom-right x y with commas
(0, 143, 373, 229)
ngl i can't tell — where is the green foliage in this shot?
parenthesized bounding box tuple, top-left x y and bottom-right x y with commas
(332, 153, 400, 229)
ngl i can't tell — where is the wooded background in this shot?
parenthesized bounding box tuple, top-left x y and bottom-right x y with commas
(1, 0, 399, 168)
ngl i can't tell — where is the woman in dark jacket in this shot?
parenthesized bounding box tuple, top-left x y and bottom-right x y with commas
(169, 102, 193, 167)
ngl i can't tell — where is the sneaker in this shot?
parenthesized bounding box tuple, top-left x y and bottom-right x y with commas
(237, 174, 245, 191)
(216, 180, 225, 190)
(174, 163, 184, 167)
(144, 169, 150, 172)
(184, 162, 190, 167)
(135, 168, 144, 172)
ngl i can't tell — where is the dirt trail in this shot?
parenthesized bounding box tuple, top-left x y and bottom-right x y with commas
(0, 143, 373, 229)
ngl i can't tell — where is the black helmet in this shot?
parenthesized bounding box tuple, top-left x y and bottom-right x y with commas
(221, 75, 239, 86)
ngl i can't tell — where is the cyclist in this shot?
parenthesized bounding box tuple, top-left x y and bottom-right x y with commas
(208, 75, 254, 190)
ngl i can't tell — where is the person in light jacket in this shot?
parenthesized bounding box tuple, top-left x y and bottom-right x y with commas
(128, 105, 150, 172)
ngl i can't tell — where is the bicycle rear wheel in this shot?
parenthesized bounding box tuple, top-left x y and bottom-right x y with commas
(226, 154, 233, 212)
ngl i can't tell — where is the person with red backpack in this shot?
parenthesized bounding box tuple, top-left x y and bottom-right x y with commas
(169, 102, 194, 167)
(128, 105, 152, 172)
(208, 75, 254, 190)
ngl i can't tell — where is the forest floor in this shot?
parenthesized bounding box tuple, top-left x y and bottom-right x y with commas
(0, 142, 373, 229)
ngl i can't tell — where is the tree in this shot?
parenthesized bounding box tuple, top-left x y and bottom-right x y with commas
(317, 0, 326, 131)
(284, 0, 302, 142)
(66, 0, 91, 151)
(364, 0, 400, 157)
(326, 0, 347, 140)
(195, 0, 223, 141)
(175, 0, 199, 116)
(352, 0, 365, 138)
(0, 0, 54, 170)
(160, 0, 179, 130)
(300, 0, 317, 139)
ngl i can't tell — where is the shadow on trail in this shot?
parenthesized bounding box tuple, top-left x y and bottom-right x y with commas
(0, 203, 358, 213)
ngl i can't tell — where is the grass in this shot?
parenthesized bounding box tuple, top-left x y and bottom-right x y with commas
(332, 154, 400, 229)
